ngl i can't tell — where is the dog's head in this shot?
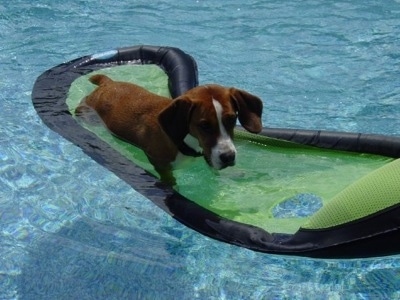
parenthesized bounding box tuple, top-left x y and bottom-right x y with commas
(158, 84, 263, 170)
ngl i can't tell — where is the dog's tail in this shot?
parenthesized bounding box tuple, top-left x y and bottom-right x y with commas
(89, 74, 112, 86)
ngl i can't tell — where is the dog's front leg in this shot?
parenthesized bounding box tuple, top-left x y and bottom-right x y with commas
(148, 157, 177, 186)
(157, 169, 177, 186)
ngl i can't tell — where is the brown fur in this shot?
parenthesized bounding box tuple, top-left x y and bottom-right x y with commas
(76, 74, 263, 184)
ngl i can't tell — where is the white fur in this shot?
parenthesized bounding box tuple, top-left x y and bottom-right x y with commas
(211, 99, 237, 169)
(173, 101, 236, 170)
(183, 134, 202, 153)
(172, 134, 201, 169)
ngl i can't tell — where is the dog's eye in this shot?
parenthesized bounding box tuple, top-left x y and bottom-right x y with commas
(198, 120, 213, 133)
(224, 114, 237, 128)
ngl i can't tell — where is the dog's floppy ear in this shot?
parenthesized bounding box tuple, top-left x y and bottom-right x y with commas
(158, 97, 194, 145)
(230, 88, 263, 133)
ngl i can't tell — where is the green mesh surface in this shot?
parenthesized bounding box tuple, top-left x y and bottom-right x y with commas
(66, 64, 397, 235)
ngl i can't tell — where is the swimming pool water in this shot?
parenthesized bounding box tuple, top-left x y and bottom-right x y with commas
(1, 0, 400, 298)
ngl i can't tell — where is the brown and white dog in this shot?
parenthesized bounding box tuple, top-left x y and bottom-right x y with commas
(76, 74, 263, 184)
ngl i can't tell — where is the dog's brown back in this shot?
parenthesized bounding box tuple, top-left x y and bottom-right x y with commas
(79, 74, 179, 168)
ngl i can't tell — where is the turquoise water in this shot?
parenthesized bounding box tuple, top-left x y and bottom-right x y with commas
(1, 0, 400, 299)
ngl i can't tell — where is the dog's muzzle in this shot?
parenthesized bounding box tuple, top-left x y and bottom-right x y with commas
(219, 150, 236, 168)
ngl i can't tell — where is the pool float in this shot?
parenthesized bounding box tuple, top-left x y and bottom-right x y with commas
(32, 45, 400, 258)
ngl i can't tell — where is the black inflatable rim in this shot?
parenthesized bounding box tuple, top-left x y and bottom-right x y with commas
(32, 45, 400, 258)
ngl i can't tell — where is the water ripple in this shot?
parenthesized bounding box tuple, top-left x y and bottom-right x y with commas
(1, 0, 400, 298)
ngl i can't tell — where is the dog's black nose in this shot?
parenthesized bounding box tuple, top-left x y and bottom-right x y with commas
(220, 151, 236, 166)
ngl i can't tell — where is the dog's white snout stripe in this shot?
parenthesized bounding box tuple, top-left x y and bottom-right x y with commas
(211, 99, 237, 169)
